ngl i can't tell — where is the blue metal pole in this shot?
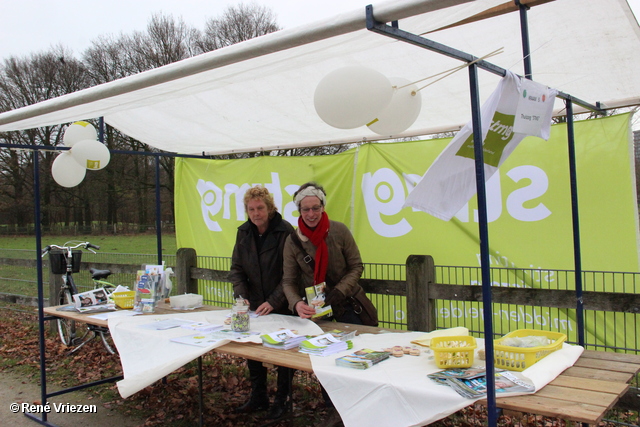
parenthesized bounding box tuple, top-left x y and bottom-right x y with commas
(565, 100, 585, 346)
(33, 148, 49, 423)
(155, 155, 163, 265)
(468, 63, 498, 427)
(98, 117, 105, 143)
(516, 0, 533, 79)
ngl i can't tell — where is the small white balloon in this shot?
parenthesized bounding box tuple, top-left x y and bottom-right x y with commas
(314, 66, 393, 129)
(367, 77, 422, 136)
(63, 121, 97, 147)
(52, 152, 86, 187)
(70, 139, 111, 170)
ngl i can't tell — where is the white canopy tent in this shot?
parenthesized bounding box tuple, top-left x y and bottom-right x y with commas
(0, 0, 639, 154)
(5, 2, 640, 425)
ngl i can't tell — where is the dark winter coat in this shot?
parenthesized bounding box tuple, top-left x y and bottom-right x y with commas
(228, 211, 294, 314)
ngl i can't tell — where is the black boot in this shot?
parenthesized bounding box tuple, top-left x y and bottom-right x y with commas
(235, 360, 269, 414)
(235, 398, 269, 413)
(267, 367, 294, 419)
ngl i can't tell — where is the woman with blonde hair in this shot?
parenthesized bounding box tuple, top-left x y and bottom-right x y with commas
(228, 185, 295, 419)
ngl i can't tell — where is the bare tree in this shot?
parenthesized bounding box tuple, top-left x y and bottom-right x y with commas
(0, 47, 92, 228)
(126, 13, 200, 72)
(197, 3, 280, 52)
(0, 6, 285, 232)
(83, 34, 137, 84)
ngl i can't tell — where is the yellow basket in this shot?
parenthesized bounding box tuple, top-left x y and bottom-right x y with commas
(494, 329, 567, 371)
(431, 336, 477, 369)
(112, 291, 136, 309)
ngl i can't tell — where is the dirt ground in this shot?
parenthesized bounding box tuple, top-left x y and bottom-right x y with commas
(0, 369, 144, 427)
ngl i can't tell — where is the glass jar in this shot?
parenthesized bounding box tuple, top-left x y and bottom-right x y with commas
(231, 298, 250, 332)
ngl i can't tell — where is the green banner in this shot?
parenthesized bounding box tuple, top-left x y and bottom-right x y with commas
(175, 114, 638, 346)
(177, 113, 638, 272)
(175, 152, 357, 256)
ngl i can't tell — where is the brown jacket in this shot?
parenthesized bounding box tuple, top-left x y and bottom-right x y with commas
(282, 220, 364, 313)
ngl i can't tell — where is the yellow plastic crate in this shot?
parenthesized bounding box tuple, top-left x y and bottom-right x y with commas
(494, 329, 567, 371)
(431, 335, 477, 369)
(112, 291, 136, 309)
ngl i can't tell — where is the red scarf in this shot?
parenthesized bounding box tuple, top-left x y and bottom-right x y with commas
(298, 211, 330, 285)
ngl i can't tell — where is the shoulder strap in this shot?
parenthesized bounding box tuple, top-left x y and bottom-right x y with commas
(291, 232, 315, 270)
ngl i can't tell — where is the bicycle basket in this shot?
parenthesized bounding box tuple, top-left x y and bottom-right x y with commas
(49, 249, 83, 274)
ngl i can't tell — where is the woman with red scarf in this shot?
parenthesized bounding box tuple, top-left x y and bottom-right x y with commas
(282, 182, 365, 427)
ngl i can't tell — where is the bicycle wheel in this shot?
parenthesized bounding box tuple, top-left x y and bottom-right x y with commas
(97, 327, 116, 355)
(57, 288, 76, 346)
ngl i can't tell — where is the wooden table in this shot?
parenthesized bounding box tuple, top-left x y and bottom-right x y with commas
(488, 349, 640, 425)
(43, 304, 381, 372)
(44, 305, 640, 425)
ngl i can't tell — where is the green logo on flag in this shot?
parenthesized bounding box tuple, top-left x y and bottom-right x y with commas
(455, 111, 515, 167)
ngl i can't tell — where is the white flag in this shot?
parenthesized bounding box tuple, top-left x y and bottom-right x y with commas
(403, 71, 557, 221)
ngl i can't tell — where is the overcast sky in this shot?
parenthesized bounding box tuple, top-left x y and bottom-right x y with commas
(0, 0, 372, 60)
(2, 0, 639, 60)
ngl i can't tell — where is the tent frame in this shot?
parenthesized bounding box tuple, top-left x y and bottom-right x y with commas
(5, 2, 609, 426)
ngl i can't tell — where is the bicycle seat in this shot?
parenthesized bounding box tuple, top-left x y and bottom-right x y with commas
(90, 268, 112, 280)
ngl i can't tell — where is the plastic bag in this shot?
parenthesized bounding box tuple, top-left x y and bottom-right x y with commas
(500, 335, 549, 348)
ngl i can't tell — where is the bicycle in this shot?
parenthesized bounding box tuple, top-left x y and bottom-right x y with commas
(42, 241, 117, 354)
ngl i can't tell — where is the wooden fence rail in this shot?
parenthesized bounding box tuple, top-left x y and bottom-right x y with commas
(5, 251, 638, 332)
(175, 249, 640, 331)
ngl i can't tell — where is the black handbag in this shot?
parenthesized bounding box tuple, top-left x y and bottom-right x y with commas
(348, 286, 378, 327)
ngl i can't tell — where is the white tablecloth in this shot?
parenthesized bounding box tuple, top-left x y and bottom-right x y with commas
(310, 332, 584, 427)
(108, 310, 324, 398)
(109, 311, 583, 425)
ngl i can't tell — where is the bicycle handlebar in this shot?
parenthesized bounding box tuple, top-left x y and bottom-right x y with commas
(41, 242, 101, 257)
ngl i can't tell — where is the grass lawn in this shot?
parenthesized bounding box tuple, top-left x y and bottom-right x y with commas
(0, 233, 178, 297)
(0, 233, 177, 254)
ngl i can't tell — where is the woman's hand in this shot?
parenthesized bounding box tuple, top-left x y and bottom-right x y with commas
(295, 300, 316, 319)
(255, 301, 273, 316)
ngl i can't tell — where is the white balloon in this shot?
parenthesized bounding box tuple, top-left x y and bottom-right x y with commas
(314, 66, 393, 129)
(52, 152, 86, 187)
(63, 121, 97, 147)
(70, 139, 111, 170)
(367, 77, 422, 136)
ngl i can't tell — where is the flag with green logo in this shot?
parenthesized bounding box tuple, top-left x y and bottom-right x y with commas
(404, 71, 557, 220)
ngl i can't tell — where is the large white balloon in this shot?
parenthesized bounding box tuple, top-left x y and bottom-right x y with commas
(70, 139, 111, 170)
(367, 77, 422, 136)
(52, 152, 86, 187)
(314, 66, 393, 129)
(63, 121, 97, 147)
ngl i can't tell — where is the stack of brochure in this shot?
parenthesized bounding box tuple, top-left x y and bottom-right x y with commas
(260, 329, 307, 350)
(180, 321, 224, 333)
(427, 367, 535, 398)
(335, 348, 390, 369)
(298, 332, 353, 356)
(170, 329, 259, 348)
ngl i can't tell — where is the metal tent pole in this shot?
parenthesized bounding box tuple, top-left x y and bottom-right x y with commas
(516, 0, 533, 79)
(565, 100, 585, 346)
(468, 63, 498, 427)
(155, 154, 163, 265)
(26, 148, 54, 425)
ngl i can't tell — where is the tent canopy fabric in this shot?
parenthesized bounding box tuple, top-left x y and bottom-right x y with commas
(0, 0, 638, 155)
